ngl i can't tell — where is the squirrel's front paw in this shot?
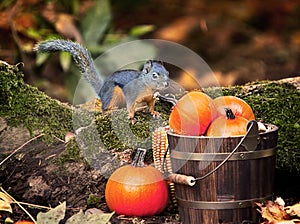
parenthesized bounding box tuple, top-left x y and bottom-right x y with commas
(128, 115, 137, 124)
(151, 110, 160, 118)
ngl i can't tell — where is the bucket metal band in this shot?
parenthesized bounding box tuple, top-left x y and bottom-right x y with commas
(171, 147, 276, 161)
(177, 195, 272, 210)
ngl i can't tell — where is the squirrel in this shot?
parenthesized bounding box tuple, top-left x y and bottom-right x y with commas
(34, 39, 170, 120)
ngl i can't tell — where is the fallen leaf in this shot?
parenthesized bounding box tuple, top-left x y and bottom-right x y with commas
(36, 202, 66, 224)
(276, 221, 300, 224)
(0, 200, 12, 213)
(65, 210, 114, 224)
(276, 198, 285, 206)
(0, 191, 13, 213)
(4, 217, 14, 223)
(286, 203, 300, 217)
(85, 207, 105, 215)
(0, 192, 13, 203)
(267, 201, 288, 220)
(257, 201, 289, 223)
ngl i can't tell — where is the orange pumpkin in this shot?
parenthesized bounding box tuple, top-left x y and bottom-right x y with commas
(169, 91, 217, 136)
(105, 149, 168, 217)
(213, 96, 255, 121)
(206, 108, 249, 136)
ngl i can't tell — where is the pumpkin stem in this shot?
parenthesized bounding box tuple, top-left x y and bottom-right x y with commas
(225, 108, 235, 120)
(132, 148, 146, 167)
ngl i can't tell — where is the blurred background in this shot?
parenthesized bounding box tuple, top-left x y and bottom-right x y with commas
(1, 0, 300, 102)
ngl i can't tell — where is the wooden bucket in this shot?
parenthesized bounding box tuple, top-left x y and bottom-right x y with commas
(167, 123, 278, 224)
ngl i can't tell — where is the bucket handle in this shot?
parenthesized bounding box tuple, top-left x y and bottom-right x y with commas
(165, 120, 260, 186)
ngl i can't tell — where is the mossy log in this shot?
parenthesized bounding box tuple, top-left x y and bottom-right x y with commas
(0, 61, 299, 172)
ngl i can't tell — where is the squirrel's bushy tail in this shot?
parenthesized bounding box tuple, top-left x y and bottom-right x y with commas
(34, 39, 102, 93)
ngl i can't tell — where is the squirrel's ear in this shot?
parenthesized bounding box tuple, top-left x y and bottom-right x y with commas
(142, 60, 153, 73)
(157, 59, 163, 65)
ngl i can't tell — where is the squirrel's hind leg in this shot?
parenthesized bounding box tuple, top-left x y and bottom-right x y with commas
(125, 97, 138, 124)
(99, 89, 112, 112)
(100, 84, 127, 113)
(127, 105, 137, 124)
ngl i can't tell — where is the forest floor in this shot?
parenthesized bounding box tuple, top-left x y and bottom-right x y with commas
(0, 117, 300, 223)
(0, 122, 183, 223)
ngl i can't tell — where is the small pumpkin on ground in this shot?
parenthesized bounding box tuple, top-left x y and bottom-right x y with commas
(105, 148, 169, 217)
(206, 108, 249, 137)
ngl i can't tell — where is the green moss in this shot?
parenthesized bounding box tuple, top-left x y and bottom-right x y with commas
(204, 86, 243, 98)
(55, 138, 84, 165)
(94, 107, 170, 151)
(236, 82, 300, 172)
(87, 194, 102, 206)
(0, 62, 73, 141)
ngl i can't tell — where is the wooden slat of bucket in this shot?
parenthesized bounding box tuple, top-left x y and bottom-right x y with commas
(169, 136, 219, 223)
(200, 138, 218, 223)
(217, 136, 276, 223)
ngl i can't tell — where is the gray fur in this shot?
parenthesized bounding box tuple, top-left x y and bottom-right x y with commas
(34, 39, 102, 92)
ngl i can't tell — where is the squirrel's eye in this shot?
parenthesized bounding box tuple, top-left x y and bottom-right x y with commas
(152, 72, 159, 79)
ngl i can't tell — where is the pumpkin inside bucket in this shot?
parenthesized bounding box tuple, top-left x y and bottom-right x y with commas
(166, 122, 278, 224)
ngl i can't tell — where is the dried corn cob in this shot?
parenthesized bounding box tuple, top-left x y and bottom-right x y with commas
(152, 126, 172, 173)
(152, 126, 177, 209)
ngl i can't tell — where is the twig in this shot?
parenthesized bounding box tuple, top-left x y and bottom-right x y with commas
(0, 133, 45, 166)
(53, 135, 66, 143)
(14, 201, 51, 210)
